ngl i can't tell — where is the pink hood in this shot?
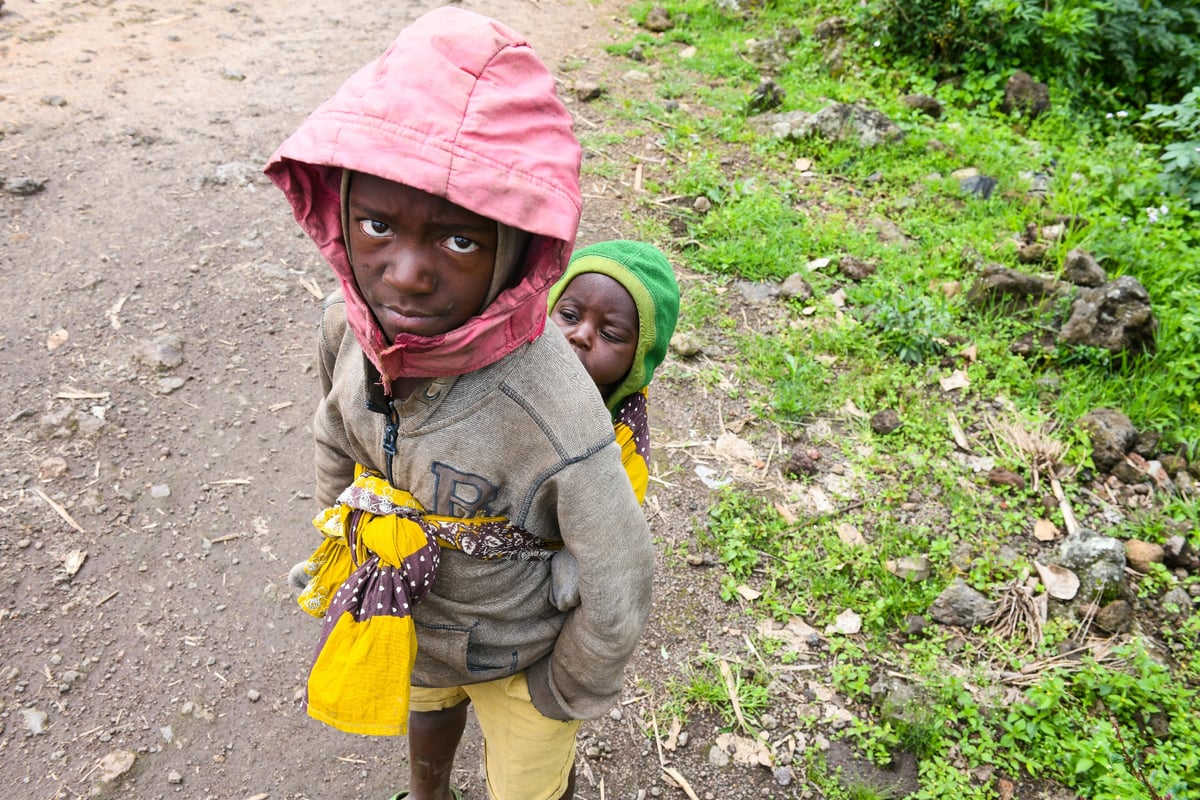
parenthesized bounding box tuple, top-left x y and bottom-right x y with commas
(265, 7, 582, 384)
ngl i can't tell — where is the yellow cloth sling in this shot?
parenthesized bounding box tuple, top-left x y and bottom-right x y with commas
(296, 468, 559, 736)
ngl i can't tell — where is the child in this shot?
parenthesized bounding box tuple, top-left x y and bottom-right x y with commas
(545, 241, 679, 613)
(548, 240, 680, 505)
(265, 9, 654, 800)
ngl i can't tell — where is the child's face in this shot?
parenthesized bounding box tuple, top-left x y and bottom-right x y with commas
(347, 172, 498, 342)
(550, 272, 638, 398)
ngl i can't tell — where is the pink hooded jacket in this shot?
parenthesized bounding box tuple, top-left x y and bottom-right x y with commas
(264, 7, 582, 384)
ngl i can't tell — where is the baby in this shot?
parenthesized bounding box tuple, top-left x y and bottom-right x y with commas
(549, 240, 680, 504)
(546, 241, 679, 611)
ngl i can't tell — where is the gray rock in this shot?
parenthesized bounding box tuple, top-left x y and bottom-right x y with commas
(960, 174, 998, 199)
(901, 93, 942, 119)
(837, 256, 876, 281)
(140, 333, 185, 369)
(747, 33, 798, 72)
(779, 273, 813, 300)
(1062, 249, 1106, 287)
(1163, 536, 1200, 570)
(930, 578, 996, 627)
(888, 555, 931, 582)
(870, 409, 901, 435)
(1161, 587, 1193, 617)
(199, 161, 264, 189)
(1057, 530, 1126, 597)
(572, 81, 603, 102)
(1077, 408, 1137, 472)
(22, 707, 48, 735)
(1133, 429, 1161, 459)
(156, 376, 187, 395)
(1093, 599, 1133, 633)
(97, 749, 136, 783)
(708, 744, 731, 767)
(747, 80, 785, 115)
(870, 676, 919, 723)
(813, 17, 846, 40)
(4, 176, 47, 196)
(644, 6, 672, 32)
(1058, 276, 1157, 354)
(669, 331, 703, 358)
(966, 264, 1063, 310)
(757, 103, 903, 148)
(1001, 71, 1050, 119)
(734, 280, 778, 304)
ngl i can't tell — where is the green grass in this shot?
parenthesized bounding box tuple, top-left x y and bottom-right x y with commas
(593, 1, 1200, 796)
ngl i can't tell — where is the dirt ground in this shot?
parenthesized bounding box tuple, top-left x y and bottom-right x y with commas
(0, 2, 769, 799)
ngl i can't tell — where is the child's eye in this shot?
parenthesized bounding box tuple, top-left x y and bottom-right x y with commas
(444, 235, 479, 254)
(359, 219, 390, 238)
(555, 308, 578, 324)
(601, 330, 627, 344)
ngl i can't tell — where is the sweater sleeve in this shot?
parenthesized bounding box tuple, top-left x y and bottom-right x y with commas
(525, 443, 654, 720)
(313, 299, 358, 507)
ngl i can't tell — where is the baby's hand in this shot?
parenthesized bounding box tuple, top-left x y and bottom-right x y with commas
(548, 549, 580, 611)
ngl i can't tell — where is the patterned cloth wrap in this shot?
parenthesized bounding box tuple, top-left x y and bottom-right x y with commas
(297, 468, 560, 736)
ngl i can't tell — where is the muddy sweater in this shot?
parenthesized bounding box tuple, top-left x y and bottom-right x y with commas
(314, 293, 652, 720)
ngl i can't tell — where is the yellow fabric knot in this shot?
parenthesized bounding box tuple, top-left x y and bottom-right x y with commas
(299, 469, 440, 736)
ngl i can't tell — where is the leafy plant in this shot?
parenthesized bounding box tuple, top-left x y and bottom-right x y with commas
(1143, 86, 1200, 206)
(855, 290, 953, 365)
(856, 0, 1200, 109)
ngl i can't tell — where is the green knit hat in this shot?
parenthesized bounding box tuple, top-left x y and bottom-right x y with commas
(548, 240, 680, 414)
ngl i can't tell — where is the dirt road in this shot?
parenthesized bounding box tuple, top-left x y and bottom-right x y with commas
(0, 2, 660, 798)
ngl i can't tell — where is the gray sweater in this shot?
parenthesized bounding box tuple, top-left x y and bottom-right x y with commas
(313, 294, 654, 720)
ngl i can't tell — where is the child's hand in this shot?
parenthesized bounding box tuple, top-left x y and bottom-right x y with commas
(288, 560, 313, 590)
(548, 549, 580, 611)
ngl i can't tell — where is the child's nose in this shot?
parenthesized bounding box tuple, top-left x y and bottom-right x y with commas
(381, 246, 434, 293)
(566, 324, 592, 349)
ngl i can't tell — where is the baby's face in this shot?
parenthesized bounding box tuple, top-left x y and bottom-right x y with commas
(347, 173, 497, 342)
(550, 272, 638, 398)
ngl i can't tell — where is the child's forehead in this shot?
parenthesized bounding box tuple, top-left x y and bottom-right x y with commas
(561, 271, 636, 312)
(568, 271, 626, 291)
(349, 172, 492, 225)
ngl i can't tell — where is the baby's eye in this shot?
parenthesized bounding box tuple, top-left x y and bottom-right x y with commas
(555, 308, 578, 324)
(359, 219, 390, 238)
(601, 330, 627, 344)
(444, 235, 479, 254)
